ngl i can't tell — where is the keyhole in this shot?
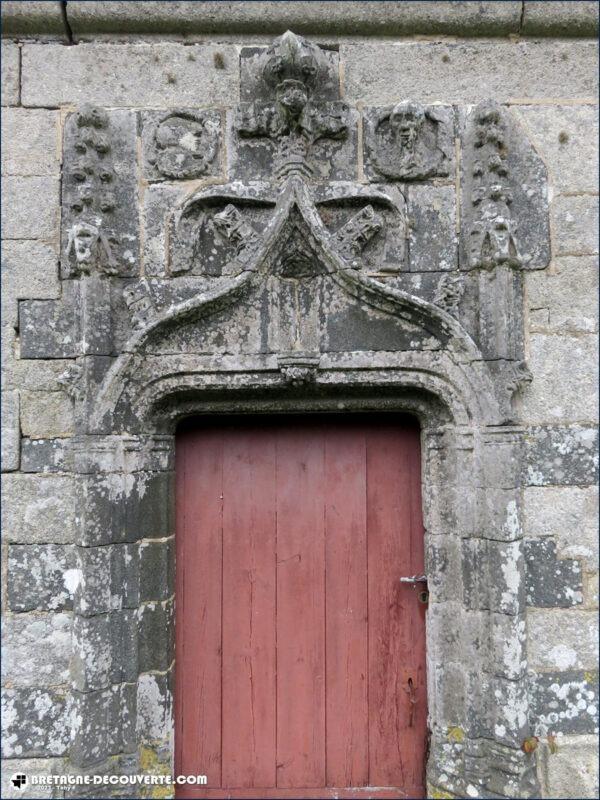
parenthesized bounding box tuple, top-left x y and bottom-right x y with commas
(407, 677, 417, 727)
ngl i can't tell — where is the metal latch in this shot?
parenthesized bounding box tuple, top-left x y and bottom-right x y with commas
(400, 574, 429, 604)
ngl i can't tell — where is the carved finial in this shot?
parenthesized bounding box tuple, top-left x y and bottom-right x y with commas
(259, 31, 330, 97)
(236, 31, 347, 181)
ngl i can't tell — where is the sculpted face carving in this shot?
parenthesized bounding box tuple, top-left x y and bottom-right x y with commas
(276, 80, 309, 119)
(66, 221, 117, 275)
(390, 102, 425, 152)
(364, 101, 452, 181)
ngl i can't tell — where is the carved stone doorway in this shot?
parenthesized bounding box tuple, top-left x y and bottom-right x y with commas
(31, 28, 552, 800)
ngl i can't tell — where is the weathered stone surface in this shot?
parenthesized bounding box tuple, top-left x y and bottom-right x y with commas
(480, 487, 523, 542)
(538, 733, 599, 798)
(1, 474, 77, 544)
(21, 43, 238, 107)
(7, 544, 76, 612)
(0, 757, 65, 799)
(1, 109, 61, 177)
(583, 572, 599, 609)
(1, 177, 59, 240)
(77, 471, 173, 546)
(70, 684, 135, 767)
(0, 1, 65, 36)
(527, 256, 599, 335)
(71, 611, 137, 691)
(521, 334, 598, 424)
(524, 425, 599, 487)
(522, 1, 600, 36)
(141, 109, 222, 182)
(62, 0, 524, 36)
(74, 543, 139, 615)
(407, 184, 457, 272)
(552, 195, 600, 256)
(4, 357, 77, 393)
(513, 104, 599, 195)
(524, 538, 583, 607)
(342, 41, 598, 105)
(51, 1, 595, 40)
(1, 613, 71, 687)
(140, 183, 182, 277)
(66, 2, 523, 37)
(20, 438, 70, 473)
(1, 240, 60, 328)
(137, 600, 174, 673)
(20, 391, 74, 439)
(1, 42, 19, 107)
(1, 390, 19, 472)
(19, 291, 81, 360)
(136, 672, 172, 744)
(490, 613, 528, 684)
(462, 537, 527, 614)
(1, 688, 71, 757)
(109, 610, 138, 685)
(523, 486, 598, 570)
(528, 609, 598, 671)
(531, 669, 599, 736)
(139, 538, 174, 602)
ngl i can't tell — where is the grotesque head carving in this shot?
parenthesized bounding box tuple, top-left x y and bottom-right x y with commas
(66, 221, 117, 274)
(389, 102, 426, 152)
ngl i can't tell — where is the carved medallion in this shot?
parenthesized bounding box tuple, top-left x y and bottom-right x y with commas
(143, 110, 221, 180)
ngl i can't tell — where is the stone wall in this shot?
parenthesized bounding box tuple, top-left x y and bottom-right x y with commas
(1, 3, 598, 798)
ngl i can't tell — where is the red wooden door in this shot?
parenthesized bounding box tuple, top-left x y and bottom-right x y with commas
(175, 416, 427, 799)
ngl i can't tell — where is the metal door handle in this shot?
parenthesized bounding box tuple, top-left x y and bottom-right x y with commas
(399, 574, 427, 584)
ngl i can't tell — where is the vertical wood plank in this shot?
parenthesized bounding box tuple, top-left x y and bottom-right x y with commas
(221, 426, 277, 788)
(276, 425, 326, 789)
(324, 426, 369, 787)
(367, 423, 425, 791)
(406, 424, 428, 792)
(175, 428, 224, 790)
